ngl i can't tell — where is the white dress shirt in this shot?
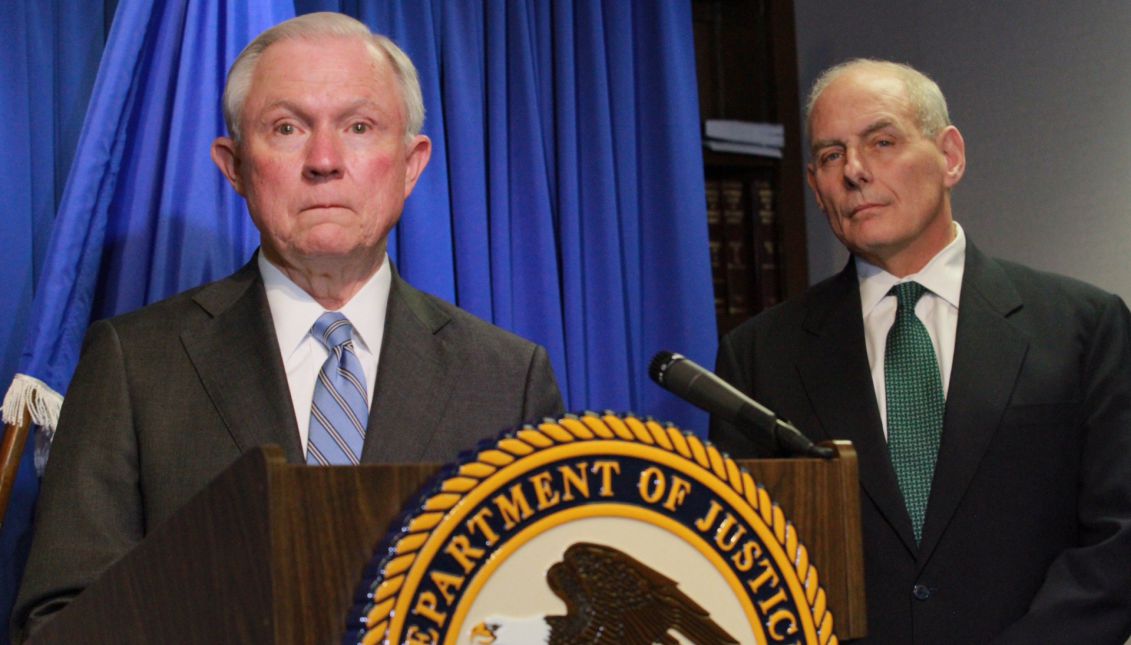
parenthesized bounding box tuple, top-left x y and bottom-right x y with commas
(258, 253, 390, 457)
(858, 223, 966, 438)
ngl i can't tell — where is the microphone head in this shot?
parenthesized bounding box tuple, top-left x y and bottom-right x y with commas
(648, 351, 683, 385)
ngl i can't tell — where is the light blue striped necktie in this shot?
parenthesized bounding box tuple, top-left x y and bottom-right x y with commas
(307, 312, 369, 466)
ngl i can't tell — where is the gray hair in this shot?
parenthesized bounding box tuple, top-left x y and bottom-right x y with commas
(222, 12, 425, 143)
(805, 59, 950, 139)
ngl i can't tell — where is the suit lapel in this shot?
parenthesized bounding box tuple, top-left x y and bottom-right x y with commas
(917, 244, 1026, 560)
(360, 270, 456, 463)
(796, 265, 920, 553)
(180, 262, 304, 464)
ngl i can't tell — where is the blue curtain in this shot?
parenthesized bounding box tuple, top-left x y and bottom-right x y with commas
(299, 0, 717, 429)
(0, 1, 117, 634)
(0, 0, 714, 636)
(0, 0, 292, 637)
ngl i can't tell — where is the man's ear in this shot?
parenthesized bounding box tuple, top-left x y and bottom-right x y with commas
(402, 134, 432, 199)
(937, 125, 966, 188)
(211, 137, 245, 196)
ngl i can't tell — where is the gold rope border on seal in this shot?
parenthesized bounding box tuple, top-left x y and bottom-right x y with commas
(360, 412, 838, 645)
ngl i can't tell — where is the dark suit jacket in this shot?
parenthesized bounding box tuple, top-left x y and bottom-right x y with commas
(12, 260, 564, 639)
(711, 243, 1131, 643)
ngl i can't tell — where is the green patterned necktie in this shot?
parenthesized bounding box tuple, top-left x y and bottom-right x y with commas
(885, 281, 944, 544)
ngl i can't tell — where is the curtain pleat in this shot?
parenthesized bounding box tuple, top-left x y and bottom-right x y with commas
(343, 1, 716, 429)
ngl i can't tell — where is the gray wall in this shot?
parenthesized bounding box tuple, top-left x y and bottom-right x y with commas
(793, 1, 1131, 301)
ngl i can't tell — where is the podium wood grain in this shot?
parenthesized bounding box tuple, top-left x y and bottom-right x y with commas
(30, 446, 437, 643)
(31, 442, 864, 642)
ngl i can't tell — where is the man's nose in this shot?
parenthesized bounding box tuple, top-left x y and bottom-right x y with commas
(843, 148, 871, 188)
(303, 129, 344, 181)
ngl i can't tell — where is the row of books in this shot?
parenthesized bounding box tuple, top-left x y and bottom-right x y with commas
(705, 176, 780, 321)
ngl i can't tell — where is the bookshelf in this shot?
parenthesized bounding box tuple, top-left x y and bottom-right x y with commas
(693, 0, 808, 336)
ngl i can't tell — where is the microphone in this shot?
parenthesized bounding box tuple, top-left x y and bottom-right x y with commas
(648, 351, 834, 459)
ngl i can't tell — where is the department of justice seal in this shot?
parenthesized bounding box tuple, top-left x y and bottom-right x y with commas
(343, 413, 838, 645)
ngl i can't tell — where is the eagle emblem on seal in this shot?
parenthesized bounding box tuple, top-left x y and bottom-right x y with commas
(469, 542, 737, 644)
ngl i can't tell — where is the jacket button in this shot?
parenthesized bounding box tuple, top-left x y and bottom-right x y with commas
(912, 584, 931, 601)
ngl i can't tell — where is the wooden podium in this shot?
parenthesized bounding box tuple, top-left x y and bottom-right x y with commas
(30, 443, 865, 643)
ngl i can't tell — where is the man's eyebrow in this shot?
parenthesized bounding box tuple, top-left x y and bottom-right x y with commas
(259, 98, 384, 116)
(860, 118, 897, 138)
(810, 137, 843, 156)
(809, 118, 899, 157)
(257, 100, 307, 119)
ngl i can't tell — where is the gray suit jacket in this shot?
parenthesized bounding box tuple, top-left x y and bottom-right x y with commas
(711, 243, 1131, 643)
(13, 259, 564, 638)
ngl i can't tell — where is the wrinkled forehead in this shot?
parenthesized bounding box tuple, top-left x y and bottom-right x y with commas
(253, 35, 389, 83)
(809, 69, 915, 136)
(243, 36, 403, 121)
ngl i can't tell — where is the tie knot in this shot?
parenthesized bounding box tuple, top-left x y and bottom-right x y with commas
(312, 312, 355, 350)
(890, 281, 928, 310)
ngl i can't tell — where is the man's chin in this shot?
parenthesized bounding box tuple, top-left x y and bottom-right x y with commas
(836, 230, 898, 261)
(837, 219, 899, 251)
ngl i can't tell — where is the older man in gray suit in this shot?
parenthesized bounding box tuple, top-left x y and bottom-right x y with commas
(13, 13, 563, 640)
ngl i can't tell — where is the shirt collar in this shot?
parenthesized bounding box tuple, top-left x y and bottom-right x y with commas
(259, 252, 391, 359)
(856, 221, 966, 315)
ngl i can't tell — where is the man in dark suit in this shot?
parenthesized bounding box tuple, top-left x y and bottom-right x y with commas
(711, 59, 1131, 643)
(12, 13, 563, 640)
